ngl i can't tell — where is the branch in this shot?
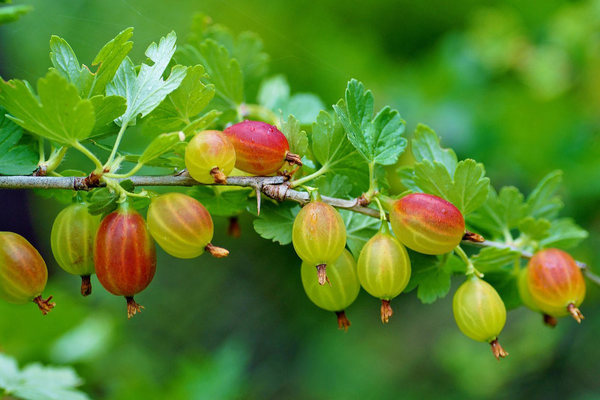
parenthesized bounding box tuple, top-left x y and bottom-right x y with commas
(0, 174, 597, 285)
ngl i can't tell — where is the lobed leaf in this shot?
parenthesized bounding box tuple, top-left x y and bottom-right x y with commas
(188, 186, 251, 217)
(340, 210, 379, 258)
(0, 109, 37, 175)
(249, 201, 300, 245)
(411, 124, 457, 175)
(280, 115, 308, 156)
(471, 247, 520, 273)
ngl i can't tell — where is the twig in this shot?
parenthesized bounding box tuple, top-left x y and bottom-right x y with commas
(0, 174, 596, 284)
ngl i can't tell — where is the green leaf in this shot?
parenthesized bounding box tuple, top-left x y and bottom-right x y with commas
(250, 201, 300, 245)
(340, 210, 379, 258)
(468, 186, 527, 238)
(0, 4, 32, 25)
(107, 32, 187, 126)
(412, 159, 489, 215)
(282, 93, 325, 125)
(526, 170, 563, 219)
(333, 79, 406, 165)
(258, 75, 289, 110)
(90, 28, 134, 96)
(138, 131, 183, 165)
(518, 217, 551, 241)
(89, 95, 126, 136)
(33, 169, 85, 204)
(0, 71, 95, 145)
(280, 115, 308, 156)
(310, 111, 368, 194)
(177, 39, 243, 109)
(471, 247, 520, 273)
(411, 124, 458, 175)
(312, 175, 353, 198)
(405, 252, 454, 304)
(188, 186, 250, 217)
(49, 35, 93, 95)
(87, 188, 118, 217)
(539, 218, 588, 249)
(484, 270, 522, 310)
(0, 353, 90, 400)
(0, 109, 37, 175)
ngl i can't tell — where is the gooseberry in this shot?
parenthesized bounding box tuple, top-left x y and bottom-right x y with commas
(527, 248, 586, 323)
(51, 202, 101, 296)
(223, 120, 302, 175)
(94, 204, 157, 318)
(185, 130, 236, 184)
(453, 276, 508, 360)
(301, 249, 360, 330)
(0, 232, 55, 314)
(292, 200, 347, 286)
(147, 192, 229, 259)
(518, 267, 557, 327)
(390, 193, 465, 255)
(357, 228, 411, 323)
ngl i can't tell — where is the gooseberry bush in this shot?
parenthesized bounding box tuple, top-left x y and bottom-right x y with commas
(0, 15, 596, 361)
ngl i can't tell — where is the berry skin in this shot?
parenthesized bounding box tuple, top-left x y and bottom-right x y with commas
(453, 276, 508, 360)
(527, 248, 586, 323)
(390, 193, 465, 255)
(95, 204, 156, 318)
(292, 201, 346, 286)
(357, 230, 411, 323)
(518, 267, 557, 327)
(185, 130, 236, 184)
(301, 249, 360, 330)
(147, 193, 229, 259)
(223, 120, 302, 175)
(51, 203, 101, 296)
(0, 232, 55, 314)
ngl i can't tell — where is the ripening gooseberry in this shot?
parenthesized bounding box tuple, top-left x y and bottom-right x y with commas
(223, 120, 302, 175)
(292, 200, 346, 286)
(527, 248, 586, 323)
(390, 193, 465, 255)
(51, 202, 101, 296)
(357, 228, 411, 323)
(95, 204, 157, 318)
(147, 193, 229, 259)
(518, 267, 557, 327)
(185, 130, 236, 184)
(0, 232, 55, 314)
(301, 249, 360, 330)
(453, 276, 508, 360)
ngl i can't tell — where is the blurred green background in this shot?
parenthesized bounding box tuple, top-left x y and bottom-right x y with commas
(1, 0, 600, 399)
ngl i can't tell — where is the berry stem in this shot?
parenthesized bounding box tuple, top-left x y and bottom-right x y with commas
(210, 167, 228, 184)
(289, 165, 329, 188)
(543, 313, 558, 327)
(205, 243, 230, 258)
(454, 246, 483, 278)
(567, 303, 584, 323)
(80, 275, 92, 297)
(316, 264, 330, 286)
(104, 122, 129, 171)
(284, 152, 303, 167)
(335, 311, 351, 331)
(126, 296, 144, 319)
(490, 339, 509, 360)
(380, 299, 393, 324)
(33, 295, 55, 315)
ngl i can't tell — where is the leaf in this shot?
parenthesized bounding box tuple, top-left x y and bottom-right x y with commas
(258, 75, 289, 110)
(539, 218, 588, 249)
(312, 175, 353, 198)
(310, 111, 368, 194)
(468, 186, 528, 238)
(250, 201, 300, 245)
(281, 93, 325, 125)
(0, 353, 89, 400)
(90, 28, 134, 96)
(526, 170, 563, 219)
(518, 217, 551, 241)
(0, 71, 95, 145)
(107, 32, 187, 126)
(89, 95, 126, 136)
(484, 270, 522, 310)
(340, 210, 379, 258)
(86, 181, 148, 217)
(138, 131, 183, 164)
(0, 4, 32, 25)
(471, 247, 520, 273)
(49, 35, 93, 95)
(280, 115, 308, 156)
(0, 109, 37, 175)
(405, 251, 454, 304)
(333, 79, 406, 165)
(188, 186, 250, 217)
(411, 124, 458, 175)
(176, 39, 243, 109)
